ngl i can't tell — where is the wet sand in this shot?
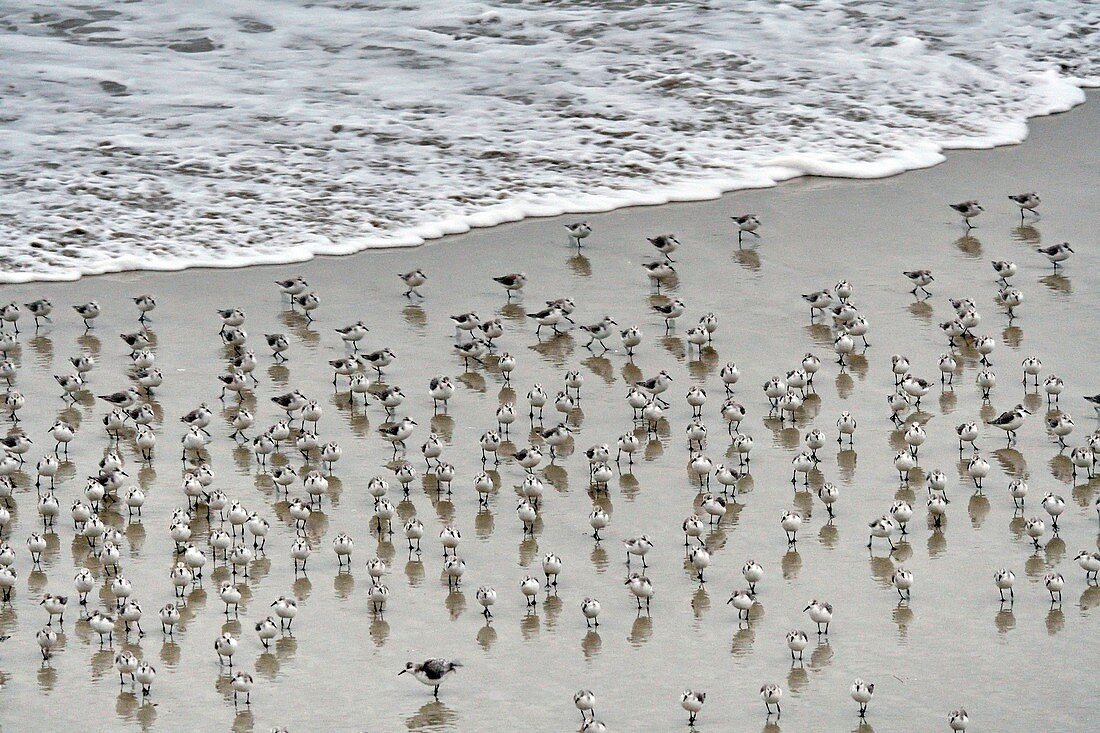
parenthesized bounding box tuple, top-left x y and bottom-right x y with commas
(0, 93, 1097, 732)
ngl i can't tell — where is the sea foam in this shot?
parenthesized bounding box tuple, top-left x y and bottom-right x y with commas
(0, 1, 1096, 282)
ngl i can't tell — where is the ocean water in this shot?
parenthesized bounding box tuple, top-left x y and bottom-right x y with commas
(0, 0, 1097, 282)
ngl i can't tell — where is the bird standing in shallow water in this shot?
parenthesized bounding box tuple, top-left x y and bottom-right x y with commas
(398, 659, 461, 699)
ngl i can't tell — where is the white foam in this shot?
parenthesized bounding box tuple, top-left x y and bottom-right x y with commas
(1, 1, 1097, 282)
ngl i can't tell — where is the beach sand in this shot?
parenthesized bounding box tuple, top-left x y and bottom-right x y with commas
(0, 93, 1097, 732)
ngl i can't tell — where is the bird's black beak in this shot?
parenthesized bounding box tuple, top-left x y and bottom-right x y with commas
(397, 669, 406, 676)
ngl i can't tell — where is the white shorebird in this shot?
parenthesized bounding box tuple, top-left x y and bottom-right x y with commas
(994, 569, 1016, 602)
(564, 222, 592, 247)
(400, 659, 463, 699)
(851, 679, 875, 718)
(731, 214, 760, 243)
(231, 671, 254, 705)
(987, 404, 1029, 445)
(727, 589, 755, 620)
(1074, 550, 1100, 583)
(581, 597, 601, 628)
(804, 599, 833, 634)
(1008, 192, 1039, 218)
(903, 269, 934, 297)
(580, 316, 618, 352)
(949, 708, 969, 731)
(399, 269, 427, 298)
(493, 272, 527, 299)
(1037, 242, 1073, 269)
(624, 535, 654, 567)
(574, 689, 597, 721)
(648, 234, 680, 262)
(892, 567, 914, 600)
(949, 200, 983, 228)
(214, 632, 239, 666)
(760, 683, 783, 717)
(781, 511, 802, 545)
(642, 261, 676, 292)
(786, 630, 809, 661)
(625, 573, 653, 612)
(653, 298, 685, 330)
(867, 516, 897, 551)
(681, 690, 706, 725)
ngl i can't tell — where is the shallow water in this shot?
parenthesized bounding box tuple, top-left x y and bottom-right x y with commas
(0, 96, 1098, 732)
(1, 1, 1097, 281)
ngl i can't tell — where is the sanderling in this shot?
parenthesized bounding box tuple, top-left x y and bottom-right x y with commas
(992, 260, 1017, 284)
(681, 690, 706, 725)
(335, 321, 369, 351)
(731, 214, 760, 244)
(0, 304, 21, 335)
(801, 289, 832, 319)
(727, 589, 755, 620)
(892, 567, 914, 600)
(642, 261, 676, 292)
(135, 661, 156, 696)
(1038, 242, 1073, 269)
(817, 483, 839, 518)
(624, 536, 654, 568)
(1074, 550, 1100, 582)
(652, 298, 685, 330)
(967, 455, 990, 491)
(214, 632, 239, 666)
(275, 276, 308, 299)
(574, 689, 597, 721)
(73, 301, 100, 330)
(781, 511, 802, 545)
(399, 269, 427, 298)
(1008, 192, 1040, 219)
(588, 507, 609, 541)
(475, 586, 497, 621)
(520, 576, 540, 608)
(837, 411, 857, 446)
(688, 546, 711, 582)
(903, 270, 934, 297)
(994, 568, 1016, 602)
(25, 298, 52, 328)
(1046, 413, 1074, 448)
(293, 291, 320, 321)
(230, 671, 254, 705)
(987, 404, 1029, 445)
(580, 317, 618, 352)
(1025, 517, 1046, 550)
(948, 708, 969, 731)
(1084, 393, 1100, 417)
(37, 627, 58, 660)
(949, 200, 983, 228)
(760, 683, 782, 717)
(53, 373, 85, 403)
(625, 573, 654, 612)
(526, 306, 565, 337)
(493, 272, 527, 300)
(636, 370, 673, 407)
(565, 222, 592, 247)
(867, 516, 897, 551)
(578, 597, 602, 630)
(786, 630, 808, 661)
(850, 679, 874, 718)
(648, 234, 680, 262)
(1044, 571, 1065, 602)
(264, 333, 290, 362)
(40, 593, 68, 626)
(804, 599, 833, 634)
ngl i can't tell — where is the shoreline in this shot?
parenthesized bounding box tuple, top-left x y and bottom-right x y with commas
(0, 69, 1096, 732)
(1, 86, 1093, 286)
